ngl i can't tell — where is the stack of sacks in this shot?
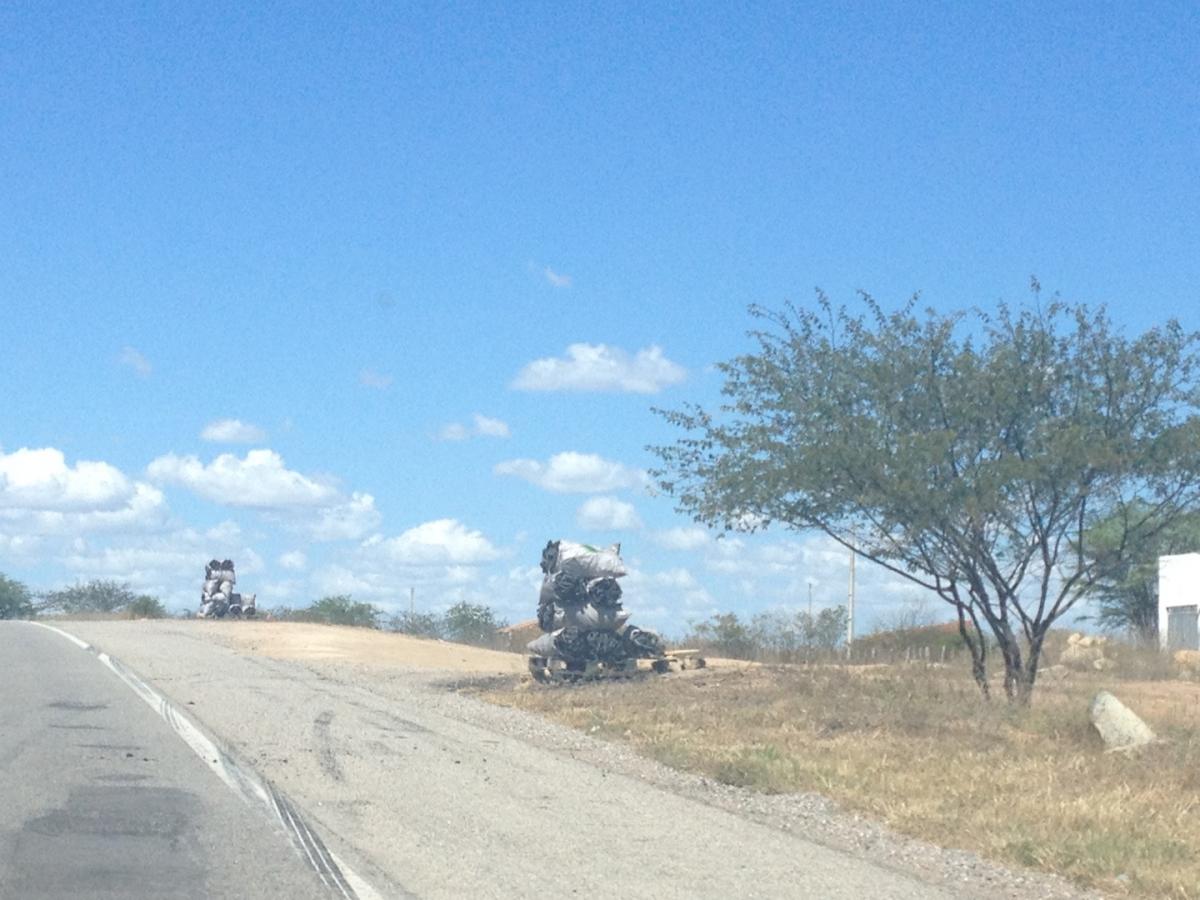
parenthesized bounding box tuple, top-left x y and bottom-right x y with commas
(528, 540, 664, 665)
(197, 559, 256, 618)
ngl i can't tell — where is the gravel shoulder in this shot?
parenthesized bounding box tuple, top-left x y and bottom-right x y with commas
(55, 621, 1101, 900)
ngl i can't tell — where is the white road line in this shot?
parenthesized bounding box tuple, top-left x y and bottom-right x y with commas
(27, 621, 381, 900)
(30, 620, 91, 649)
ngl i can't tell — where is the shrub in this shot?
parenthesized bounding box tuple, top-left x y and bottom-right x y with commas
(40, 579, 141, 615)
(125, 595, 167, 619)
(0, 573, 34, 620)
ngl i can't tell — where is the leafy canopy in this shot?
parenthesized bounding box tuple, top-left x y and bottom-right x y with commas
(40, 579, 157, 616)
(0, 573, 34, 620)
(1081, 502, 1200, 641)
(653, 292, 1200, 699)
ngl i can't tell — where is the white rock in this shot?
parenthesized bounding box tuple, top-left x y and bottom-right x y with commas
(1060, 643, 1103, 669)
(1089, 691, 1156, 751)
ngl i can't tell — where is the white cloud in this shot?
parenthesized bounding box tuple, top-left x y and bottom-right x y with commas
(302, 492, 381, 541)
(146, 450, 381, 542)
(360, 369, 393, 390)
(494, 452, 647, 494)
(544, 267, 572, 288)
(278, 551, 308, 571)
(620, 564, 717, 629)
(118, 346, 152, 378)
(0, 483, 169, 538)
(472, 413, 510, 438)
(0, 447, 136, 512)
(651, 526, 710, 551)
(201, 419, 267, 444)
(512, 343, 686, 394)
(439, 413, 511, 441)
(577, 496, 643, 530)
(365, 518, 501, 566)
(56, 520, 261, 612)
(147, 450, 340, 510)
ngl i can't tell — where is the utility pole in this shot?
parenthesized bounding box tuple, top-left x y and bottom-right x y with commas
(847, 538, 856, 659)
(409, 586, 415, 616)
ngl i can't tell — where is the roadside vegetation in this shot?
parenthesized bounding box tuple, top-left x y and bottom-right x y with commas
(483, 659, 1200, 898)
(269, 595, 509, 648)
(0, 573, 35, 619)
(680, 607, 848, 662)
(40, 579, 167, 618)
(0, 574, 167, 620)
(652, 292, 1200, 702)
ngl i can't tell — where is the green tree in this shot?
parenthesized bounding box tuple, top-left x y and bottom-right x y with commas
(40, 579, 143, 615)
(1081, 503, 1200, 643)
(388, 609, 445, 639)
(652, 290, 1200, 702)
(805, 606, 849, 651)
(0, 573, 34, 619)
(125, 595, 168, 619)
(689, 612, 757, 659)
(441, 601, 506, 646)
(302, 595, 381, 628)
(750, 610, 803, 658)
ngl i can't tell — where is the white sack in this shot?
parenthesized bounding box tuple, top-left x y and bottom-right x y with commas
(553, 604, 631, 631)
(527, 630, 561, 657)
(553, 541, 626, 580)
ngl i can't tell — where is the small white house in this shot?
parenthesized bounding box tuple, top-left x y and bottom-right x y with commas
(1158, 553, 1200, 651)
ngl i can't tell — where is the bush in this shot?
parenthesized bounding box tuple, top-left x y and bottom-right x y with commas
(125, 595, 167, 619)
(298, 595, 382, 628)
(442, 601, 507, 646)
(40, 580, 149, 616)
(0, 573, 34, 620)
(267, 596, 508, 647)
(684, 607, 850, 661)
(388, 609, 445, 639)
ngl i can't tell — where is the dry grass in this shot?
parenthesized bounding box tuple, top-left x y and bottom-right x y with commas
(481, 663, 1200, 898)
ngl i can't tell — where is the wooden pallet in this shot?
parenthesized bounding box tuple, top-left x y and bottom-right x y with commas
(528, 649, 706, 683)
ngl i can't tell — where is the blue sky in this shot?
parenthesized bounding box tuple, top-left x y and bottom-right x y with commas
(1, 2, 1197, 633)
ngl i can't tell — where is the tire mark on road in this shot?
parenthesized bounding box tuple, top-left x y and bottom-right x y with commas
(314, 710, 344, 782)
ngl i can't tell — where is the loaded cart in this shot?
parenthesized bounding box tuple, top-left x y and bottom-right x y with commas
(526, 540, 705, 683)
(197, 559, 257, 618)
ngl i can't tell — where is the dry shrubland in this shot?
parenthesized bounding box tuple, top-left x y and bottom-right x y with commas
(482, 660, 1200, 898)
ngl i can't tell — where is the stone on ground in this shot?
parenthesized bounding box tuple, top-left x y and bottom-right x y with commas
(1089, 690, 1156, 751)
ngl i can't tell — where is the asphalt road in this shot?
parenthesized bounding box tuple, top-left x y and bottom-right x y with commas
(0, 623, 333, 900)
(42, 620, 972, 900)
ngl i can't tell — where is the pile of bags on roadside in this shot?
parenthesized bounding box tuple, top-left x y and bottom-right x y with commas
(527, 540, 664, 666)
(198, 559, 256, 618)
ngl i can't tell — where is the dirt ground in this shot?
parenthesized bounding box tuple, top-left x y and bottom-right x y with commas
(184, 620, 756, 676)
(190, 620, 531, 673)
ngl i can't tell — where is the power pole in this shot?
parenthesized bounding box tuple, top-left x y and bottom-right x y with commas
(847, 538, 856, 659)
(409, 586, 415, 616)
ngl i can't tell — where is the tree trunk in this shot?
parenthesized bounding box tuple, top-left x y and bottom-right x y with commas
(956, 604, 990, 700)
(1014, 629, 1047, 705)
(995, 619, 1025, 703)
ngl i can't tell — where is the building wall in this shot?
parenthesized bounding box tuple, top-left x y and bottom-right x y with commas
(1158, 552, 1200, 650)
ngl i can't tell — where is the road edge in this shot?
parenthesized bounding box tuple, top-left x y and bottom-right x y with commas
(28, 621, 387, 900)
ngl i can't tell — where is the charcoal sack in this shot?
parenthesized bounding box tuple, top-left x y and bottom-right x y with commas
(552, 541, 626, 580)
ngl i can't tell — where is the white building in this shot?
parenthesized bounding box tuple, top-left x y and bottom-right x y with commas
(1158, 553, 1200, 651)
